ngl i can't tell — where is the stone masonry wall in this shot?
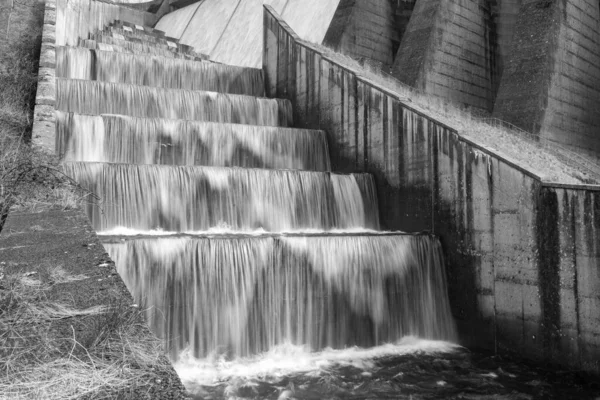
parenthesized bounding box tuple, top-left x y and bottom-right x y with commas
(264, 4, 600, 372)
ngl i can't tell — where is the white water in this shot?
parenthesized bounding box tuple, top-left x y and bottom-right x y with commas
(174, 337, 460, 389)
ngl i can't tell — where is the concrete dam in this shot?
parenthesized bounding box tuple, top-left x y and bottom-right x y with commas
(29, 0, 600, 397)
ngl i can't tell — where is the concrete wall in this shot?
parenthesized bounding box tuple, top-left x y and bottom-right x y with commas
(264, 4, 600, 372)
(392, 0, 497, 112)
(323, 0, 399, 69)
(493, 0, 600, 159)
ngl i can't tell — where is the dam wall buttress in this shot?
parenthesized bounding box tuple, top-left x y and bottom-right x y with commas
(392, 0, 497, 112)
(264, 4, 600, 372)
(323, 0, 399, 69)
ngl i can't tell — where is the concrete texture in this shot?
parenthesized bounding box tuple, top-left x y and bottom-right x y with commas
(323, 0, 399, 69)
(264, 4, 600, 372)
(492, 0, 600, 160)
(392, 0, 497, 112)
(155, 0, 340, 67)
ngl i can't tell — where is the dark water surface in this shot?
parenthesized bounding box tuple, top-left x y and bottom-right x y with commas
(176, 341, 600, 400)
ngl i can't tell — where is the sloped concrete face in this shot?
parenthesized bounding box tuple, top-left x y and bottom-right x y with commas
(264, 5, 600, 372)
(155, 0, 340, 67)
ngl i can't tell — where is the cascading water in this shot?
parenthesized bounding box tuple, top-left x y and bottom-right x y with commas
(58, 17, 458, 398)
(56, 47, 265, 95)
(56, 112, 331, 170)
(55, 78, 292, 126)
(103, 235, 456, 360)
(63, 162, 379, 232)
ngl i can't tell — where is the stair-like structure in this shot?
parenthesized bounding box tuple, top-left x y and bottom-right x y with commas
(56, 17, 455, 368)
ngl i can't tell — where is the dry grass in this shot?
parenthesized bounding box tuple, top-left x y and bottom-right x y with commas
(303, 40, 600, 185)
(0, 268, 172, 400)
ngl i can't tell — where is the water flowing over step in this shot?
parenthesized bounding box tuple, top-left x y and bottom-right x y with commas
(57, 113, 331, 170)
(64, 162, 379, 232)
(56, 79, 292, 126)
(103, 234, 456, 359)
(57, 47, 265, 96)
(80, 37, 205, 61)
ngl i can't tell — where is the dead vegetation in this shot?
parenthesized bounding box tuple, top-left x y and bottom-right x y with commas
(0, 265, 174, 400)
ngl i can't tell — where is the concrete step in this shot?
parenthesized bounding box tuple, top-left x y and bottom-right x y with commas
(57, 47, 264, 96)
(78, 39, 206, 61)
(91, 31, 204, 59)
(104, 25, 180, 48)
(55, 79, 293, 127)
(57, 112, 331, 171)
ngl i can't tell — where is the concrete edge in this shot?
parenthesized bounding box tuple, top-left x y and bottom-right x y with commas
(262, 5, 600, 193)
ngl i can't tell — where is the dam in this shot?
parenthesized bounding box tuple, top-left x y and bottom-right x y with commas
(25, 0, 600, 397)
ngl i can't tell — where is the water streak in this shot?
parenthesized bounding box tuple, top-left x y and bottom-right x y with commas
(57, 113, 330, 170)
(64, 162, 379, 232)
(55, 79, 292, 126)
(103, 234, 456, 359)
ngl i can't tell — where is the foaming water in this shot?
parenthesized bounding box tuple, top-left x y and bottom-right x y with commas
(80, 37, 197, 60)
(55, 79, 292, 126)
(103, 235, 456, 360)
(64, 162, 378, 232)
(56, 47, 265, 96)
(56, 113, 331, 170)
(173, 337, 460, 387)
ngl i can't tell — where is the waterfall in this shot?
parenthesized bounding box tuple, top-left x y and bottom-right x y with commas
(55, 79, 292, 126)
(56, 47, 265, 96)
(104, 234, 456, 360)
(56, 112, 331, 170)
(64, 162, 379, 232)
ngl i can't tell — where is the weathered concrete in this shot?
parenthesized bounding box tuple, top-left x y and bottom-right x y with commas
(323, 0, 399, 69)
(264, 4, 600, 372)
(392, 0, 497, 112)
(493, 0, 600, 159)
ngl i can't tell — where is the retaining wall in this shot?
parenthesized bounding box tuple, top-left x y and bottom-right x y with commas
(264, 4, 600, 371)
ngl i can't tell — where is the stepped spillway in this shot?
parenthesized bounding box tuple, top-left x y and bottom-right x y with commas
(57, 15, 456, 394)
